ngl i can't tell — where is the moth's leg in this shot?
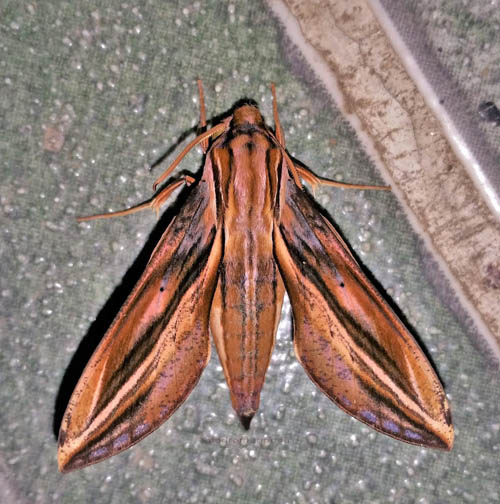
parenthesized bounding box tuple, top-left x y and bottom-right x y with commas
(149, 175, 195, 217)
(294, 163, 391, 191)
(152, 81, 231, 191)
(197, 79, 209, 154)
(152, 120, 229, 191)
(270, 84, 305, 188)
(77, 175, 195, 222)
(269, 84, 387, 192)
(271, 83, 285, 147)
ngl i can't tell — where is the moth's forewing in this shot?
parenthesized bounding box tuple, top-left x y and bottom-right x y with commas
(274, 176, 453, 450)
(58, 166, 222, 472)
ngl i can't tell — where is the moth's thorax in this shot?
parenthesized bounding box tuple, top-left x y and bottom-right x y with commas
(231, 105, 264, 128)
(211, 120, 279, 220)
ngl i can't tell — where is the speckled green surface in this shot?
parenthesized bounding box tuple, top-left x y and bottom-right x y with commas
(1, 1, 499, 503)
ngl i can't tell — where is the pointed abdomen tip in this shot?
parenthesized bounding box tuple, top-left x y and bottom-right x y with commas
(239, 413, 255, 430)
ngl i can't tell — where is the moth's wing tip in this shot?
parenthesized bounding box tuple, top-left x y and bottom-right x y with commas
(57, 449, 80, 473)
(57, 444, 108, 473)
(437, 425, 454, 451)
(422, 407, 454, 451)
(57, 431, 72, 473)
(58, 461, 74, 474)
(57, 433, 103, 473)
(389, 420, 454, 452)
(420, 433, 454, 451)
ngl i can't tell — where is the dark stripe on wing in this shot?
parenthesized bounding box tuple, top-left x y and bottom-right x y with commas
(90, 227, 216, 422)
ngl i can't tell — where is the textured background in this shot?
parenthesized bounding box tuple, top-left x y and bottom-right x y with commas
(1, 1, 499, 503)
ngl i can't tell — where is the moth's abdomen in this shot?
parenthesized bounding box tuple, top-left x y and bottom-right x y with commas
(209, 127, 284, 428)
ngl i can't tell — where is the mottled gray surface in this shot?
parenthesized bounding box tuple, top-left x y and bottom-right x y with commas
(1, 1, 498, 503)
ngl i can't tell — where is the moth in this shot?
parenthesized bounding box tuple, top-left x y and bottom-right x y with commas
(58, 81, 453, 472)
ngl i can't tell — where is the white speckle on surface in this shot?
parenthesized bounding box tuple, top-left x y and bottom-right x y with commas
(0, 2, 498, 503)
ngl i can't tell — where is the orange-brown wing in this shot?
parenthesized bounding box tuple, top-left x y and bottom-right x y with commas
(58, 180, 222, 472)
(273, 178, 453, 449)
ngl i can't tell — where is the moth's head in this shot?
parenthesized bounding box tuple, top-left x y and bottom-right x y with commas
(231, 101, 264, 128)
